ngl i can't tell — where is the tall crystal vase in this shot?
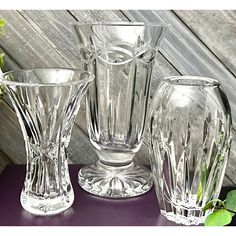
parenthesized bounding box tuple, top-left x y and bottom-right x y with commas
(0, 68, 94, 215)
(149, 76, 232, 225)
(72, 23, 167, 198)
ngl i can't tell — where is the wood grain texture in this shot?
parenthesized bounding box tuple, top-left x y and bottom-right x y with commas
(122, 10, 236, 185)
(175, 10, 236, 77)
(69, 10, 180, 162)
(0, 10, 96, 165)
(0, 10, 235, 186)
(0, 10, 151, 168)
(0, 149, 13, 174)
(19, 10, 180, 165)
(0, 47, 22, 72)
(0, 11, 69, 68)
(0, 100, 25, 164)
(20, 10, 82, 68)
(69, 10, 128, 22)
(0, 99, 97, 164)
(122, 10, 236, 128)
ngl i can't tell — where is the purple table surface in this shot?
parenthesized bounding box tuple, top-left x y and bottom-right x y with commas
(1, 165, 235, 226)
(0, 164, 178, 226)
(0, 165, 236, 226)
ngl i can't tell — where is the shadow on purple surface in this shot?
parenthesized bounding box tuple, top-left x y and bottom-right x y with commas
(0, 165, 194, 226)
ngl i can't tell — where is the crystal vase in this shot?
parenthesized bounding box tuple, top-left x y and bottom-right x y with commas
(72, 22, 167, 198)
(0, 68, 94, 215)
(149, 76, 232, 225)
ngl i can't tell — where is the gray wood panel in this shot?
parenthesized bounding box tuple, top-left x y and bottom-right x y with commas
(0, 99, 97, 165)
(68, 10, 181, 164)
(0, 100, 26, 164)
(20, 10, 83, 68)
(0, 11, 69, 68)
(0, 11, 94, 164)
(17, 10, 180, 165)
(0, 10, 235, 186)
(175, 10, 236, 76)
(0, 46, 22, 72)
(69, 10, 127, 22)
(122, 10, 236, 128)
(0, 13, 97, 166)
(0, 149, 13, 174)
(0, 10, 153, 167)
(122, 10, 236, 185)
(224, 131, 236, 183)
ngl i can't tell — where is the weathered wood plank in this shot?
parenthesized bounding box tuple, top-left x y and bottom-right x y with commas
(0, 149, 14, 173)
(0, 46, 22, 72)
(0, 11, 126, 166)
(224, 131, 236, 184)
(0, 11, 186, 167)
(20, 10, 82, 68)
(0, 31, 97, 166)
(122, 10, 236, 186)
(122, 10, 236, 129)
(1, 10, 180, 122)
(0, 99, 97, 165)
(0, 10, 95, 165)
(67, 10, 181, 165)
(175, 10, 236, 77)
(0, 46, 22, 107)
(20, 10, 180, 165)
(69, 10, 127, 22)
(0, 10, 69, 68)
(223, 176, 234, 186)
(68, 10, 181, 97)
(0, 10, 235, 186)
(69, 10, 181, 147)
(0, 100, 25, 164)
(68, 126, 97, 164)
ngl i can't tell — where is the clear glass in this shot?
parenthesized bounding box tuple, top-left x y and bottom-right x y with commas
(0, 68, 94, 215)
(72, 22, 167, 198)
(149, 76, 232, 225)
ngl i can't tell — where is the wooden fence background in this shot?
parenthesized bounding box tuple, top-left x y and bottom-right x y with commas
(0, 10, 236, 186)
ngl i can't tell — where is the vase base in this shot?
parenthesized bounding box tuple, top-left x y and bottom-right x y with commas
(20, 190, 74, 216)
(160, 210, 205, 226)
(78, 161, 153, 198)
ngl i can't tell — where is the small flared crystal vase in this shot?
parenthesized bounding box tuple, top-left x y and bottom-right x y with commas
(0, 68, 94, 215)
(150, 76, 232, 225)
(72, 22, 167, 198)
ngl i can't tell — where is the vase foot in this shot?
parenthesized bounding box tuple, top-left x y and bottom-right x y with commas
(161, 210, 205, 226)
(20, 189, 74, 216)
(78, 161, 153, 198)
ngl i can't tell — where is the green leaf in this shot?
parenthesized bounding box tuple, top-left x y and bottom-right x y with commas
(230, 212, 235, 217)
(0, 86, 5, 99)
(197, 160, 207, 202)
(202, 199, 225, 212)
(0, 19, 6, 28)
(0, 53, 5, 68)
(226, 190, 236, 213)
(204, 209, 232, 226)
(202, 201, 215, 212)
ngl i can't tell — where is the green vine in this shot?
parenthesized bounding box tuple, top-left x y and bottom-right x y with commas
(203, 190, 236, 226)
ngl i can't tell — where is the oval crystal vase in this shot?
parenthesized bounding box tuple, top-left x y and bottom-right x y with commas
(72, 22, 167, 198)
(0, 68, 94, 215)
(149, 76, 232, 225)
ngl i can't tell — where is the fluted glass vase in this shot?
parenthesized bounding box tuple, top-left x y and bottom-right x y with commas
(149, 76, 232, 225)
(72, 22, 167, 198)
(0, 68, 94, 215)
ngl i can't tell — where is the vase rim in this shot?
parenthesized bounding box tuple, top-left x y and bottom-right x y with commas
(0, 68, 94, 87)
(163, 76, 220, 87)
(71, 21, 168, 28)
